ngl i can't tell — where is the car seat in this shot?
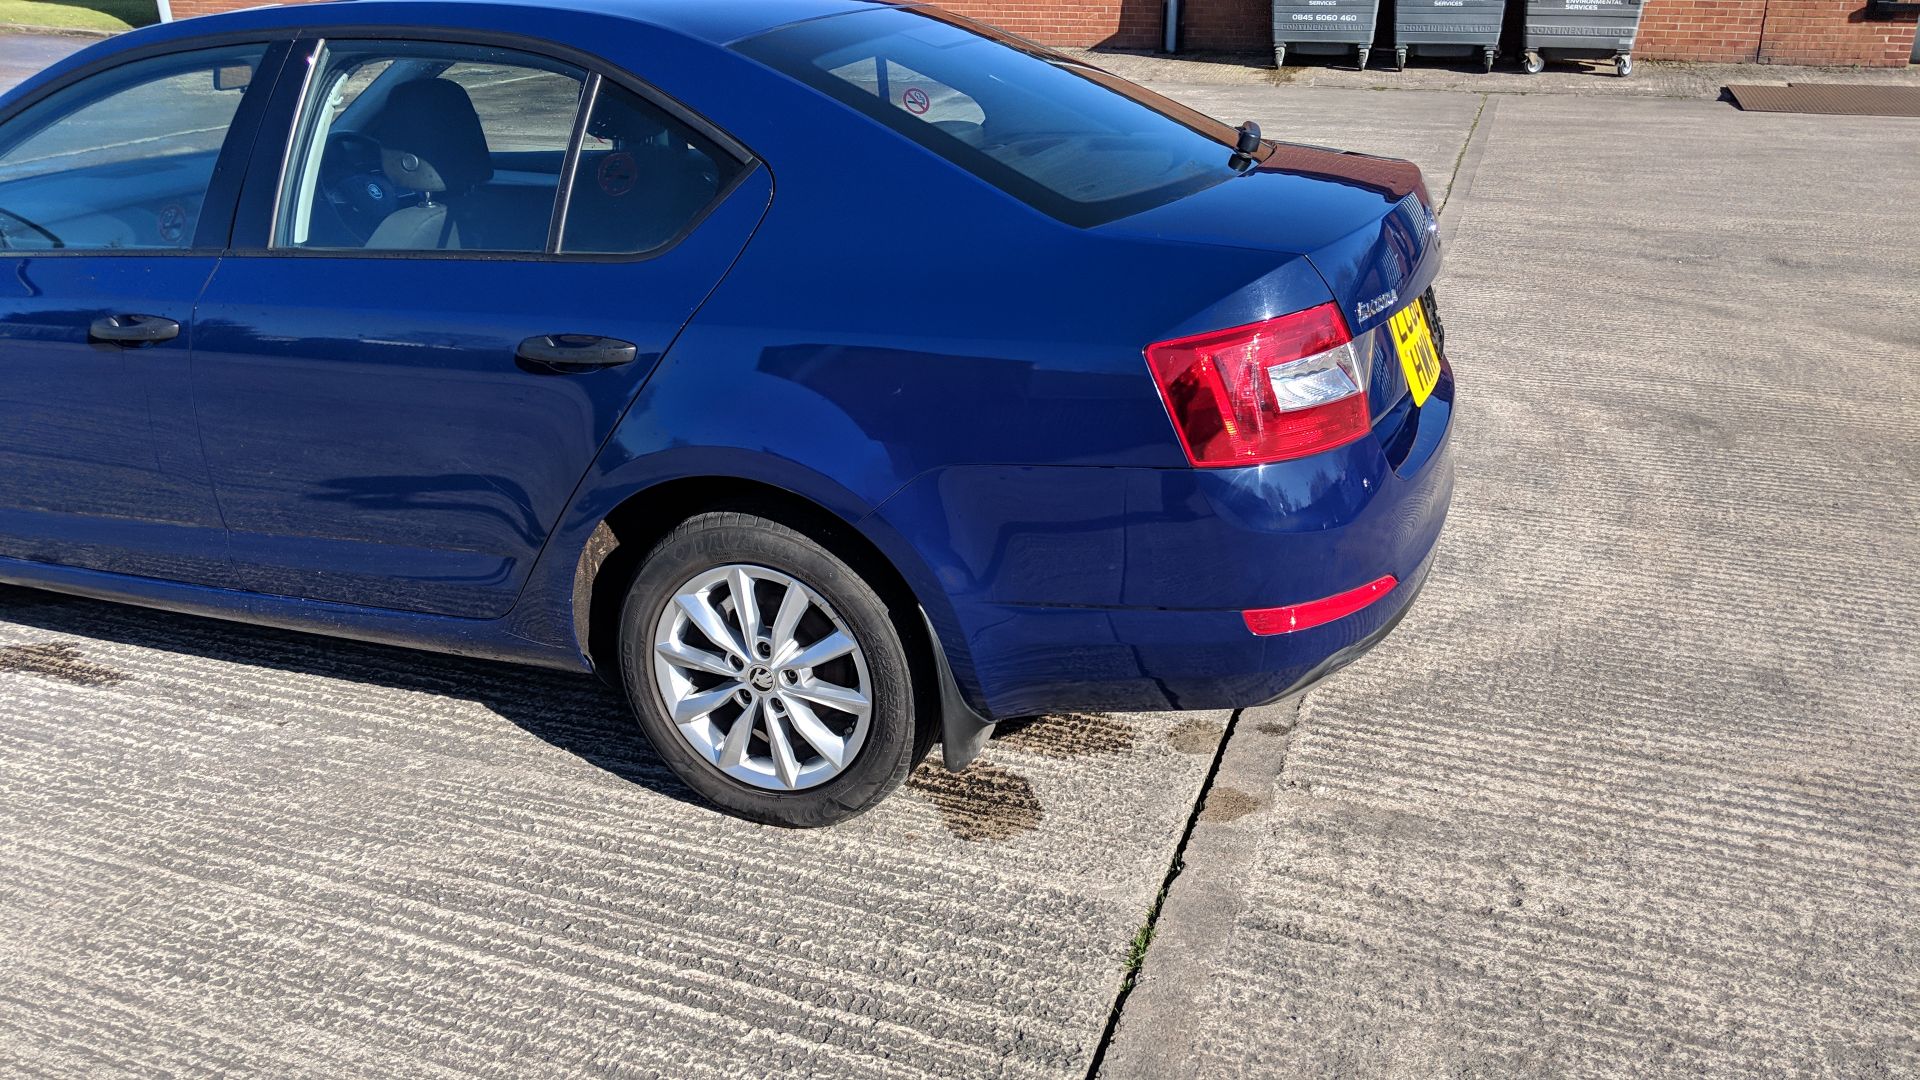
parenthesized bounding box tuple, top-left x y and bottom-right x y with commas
(361, 78, 493, 250)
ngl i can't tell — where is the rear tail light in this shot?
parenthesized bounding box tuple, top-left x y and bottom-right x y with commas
(1244, 575, 1398, 636)
(1145, 302, 1371, 467)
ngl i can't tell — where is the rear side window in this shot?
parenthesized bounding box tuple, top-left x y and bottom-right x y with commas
(558, 81, 742, 255)
(0, 43, 268, 250)
(738, 8, 1249, 227)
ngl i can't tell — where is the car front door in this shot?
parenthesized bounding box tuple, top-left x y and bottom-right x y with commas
(193, 37, 768, 619)
(0, 41, 284, 585)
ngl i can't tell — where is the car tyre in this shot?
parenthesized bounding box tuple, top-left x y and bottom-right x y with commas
(618, 510, 927, 827)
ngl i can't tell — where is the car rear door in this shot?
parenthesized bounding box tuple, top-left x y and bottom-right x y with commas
(193, 35, 769, 619)
(0, 40, 286, 585)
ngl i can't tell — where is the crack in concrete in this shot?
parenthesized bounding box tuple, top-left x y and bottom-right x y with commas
(1438, 93, 1495, 249)
(1083, 706, 1245, 1079)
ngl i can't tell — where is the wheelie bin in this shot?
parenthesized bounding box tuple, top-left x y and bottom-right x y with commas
(1273, 0, 1385, 71)
(1391, 0, 1506, 72)
(1520, 0, 1645, 76)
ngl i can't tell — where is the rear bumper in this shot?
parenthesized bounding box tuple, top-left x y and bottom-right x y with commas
(872, 365, 1456, 718)
(1247, 548, 1435, 707)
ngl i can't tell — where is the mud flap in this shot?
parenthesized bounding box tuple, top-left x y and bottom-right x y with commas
(922, 610, 994, 771)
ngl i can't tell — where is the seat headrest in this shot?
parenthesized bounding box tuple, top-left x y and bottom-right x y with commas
(587, 90, 669, 145)
(364, 78, 493, 194)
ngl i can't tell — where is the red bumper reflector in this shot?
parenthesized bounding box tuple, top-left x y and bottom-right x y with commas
(1243, 575, 1399, 636)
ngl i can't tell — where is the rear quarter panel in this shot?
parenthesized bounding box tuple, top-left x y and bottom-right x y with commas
(508, 27, 1344, 689)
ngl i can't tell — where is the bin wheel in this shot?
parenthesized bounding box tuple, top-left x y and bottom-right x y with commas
(1274, 44, 1287, 69)
(1357, 46, 1370, 71)
(1483, 47, 1496, 73)
(1616, 53, 1633, 77)
(1522, 50, 1544, 74)
(1395, 47, 1408, 71)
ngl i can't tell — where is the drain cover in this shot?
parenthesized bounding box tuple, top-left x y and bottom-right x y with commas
(1726, 84, 1920, 117)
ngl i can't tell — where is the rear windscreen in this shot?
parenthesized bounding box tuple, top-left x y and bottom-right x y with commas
(736, 8, 1251, 228)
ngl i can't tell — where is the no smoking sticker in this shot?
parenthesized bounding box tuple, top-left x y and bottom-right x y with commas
(902, 87, 931, 115)
(156, 203, 189, 244)
(598, 152, 638, 197)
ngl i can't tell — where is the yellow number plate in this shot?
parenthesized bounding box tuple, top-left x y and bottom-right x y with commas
(1388, 301, 1442, 407)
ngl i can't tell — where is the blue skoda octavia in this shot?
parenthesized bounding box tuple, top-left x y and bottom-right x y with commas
(0, 0, 1453, 825)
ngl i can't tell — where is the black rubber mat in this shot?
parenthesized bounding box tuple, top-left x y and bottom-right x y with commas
(1726, 83, 1920, 117)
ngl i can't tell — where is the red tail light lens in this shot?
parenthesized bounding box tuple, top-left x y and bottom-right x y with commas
(1145, 303, 1371, 467)
(1244, 575, 1398, 636)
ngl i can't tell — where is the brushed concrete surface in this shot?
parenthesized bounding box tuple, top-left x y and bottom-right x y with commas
(2, 27, 1918, 1080)
(0, 591, 1224, 1078)
(1102, 95, 1920, 1079)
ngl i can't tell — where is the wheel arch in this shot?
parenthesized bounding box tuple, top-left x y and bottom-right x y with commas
(567, 474, 992, 766)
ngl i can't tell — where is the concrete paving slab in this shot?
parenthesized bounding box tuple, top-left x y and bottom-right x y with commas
(1103, 94, 1920, 1078)
(0, 589, 1224, 1077)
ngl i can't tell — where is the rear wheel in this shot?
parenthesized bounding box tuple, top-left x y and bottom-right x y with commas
(618, 511, 925, 827)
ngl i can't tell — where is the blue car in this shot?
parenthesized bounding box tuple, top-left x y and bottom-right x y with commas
(0, 0, 1453, 825)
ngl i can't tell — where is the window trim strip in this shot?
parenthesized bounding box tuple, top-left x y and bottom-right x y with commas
(546, 71, 600, 255)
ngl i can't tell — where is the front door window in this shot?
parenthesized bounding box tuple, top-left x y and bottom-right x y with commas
(0, 43, 269, 251)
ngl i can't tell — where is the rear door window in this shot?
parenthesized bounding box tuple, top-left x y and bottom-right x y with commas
(274, 41, 587, 254)
(271, 40, 747, 259)
(738, 8, 1250, 227)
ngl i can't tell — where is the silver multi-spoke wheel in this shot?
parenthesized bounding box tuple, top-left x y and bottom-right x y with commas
(623, 511, 927, 825)
(651, 564, 872, 792)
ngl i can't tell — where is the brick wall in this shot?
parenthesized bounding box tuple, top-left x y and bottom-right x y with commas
(1638, 0, 1769, 61)
(938, 0, 1164, 47)
(164, 0, 314, 17)
(1640, 0, 1917, 65)
(1758, 0, 1917, 65)
(906, 0, 1276, 51)
(1181, 0, 1276, 51)
(167, 0, 1919, 66)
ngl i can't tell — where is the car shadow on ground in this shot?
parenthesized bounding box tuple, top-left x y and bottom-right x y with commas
(0, 583, 716, 813)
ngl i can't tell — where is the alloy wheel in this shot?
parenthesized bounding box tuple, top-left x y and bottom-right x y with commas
(650, 564, 873, 792)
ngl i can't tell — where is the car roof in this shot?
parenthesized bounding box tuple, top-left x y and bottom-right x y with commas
(220, 0, 912, 47)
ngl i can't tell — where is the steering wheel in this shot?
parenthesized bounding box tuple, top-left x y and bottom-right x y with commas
(0, 206, 63, 250)
(315, 131, 412, 245)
